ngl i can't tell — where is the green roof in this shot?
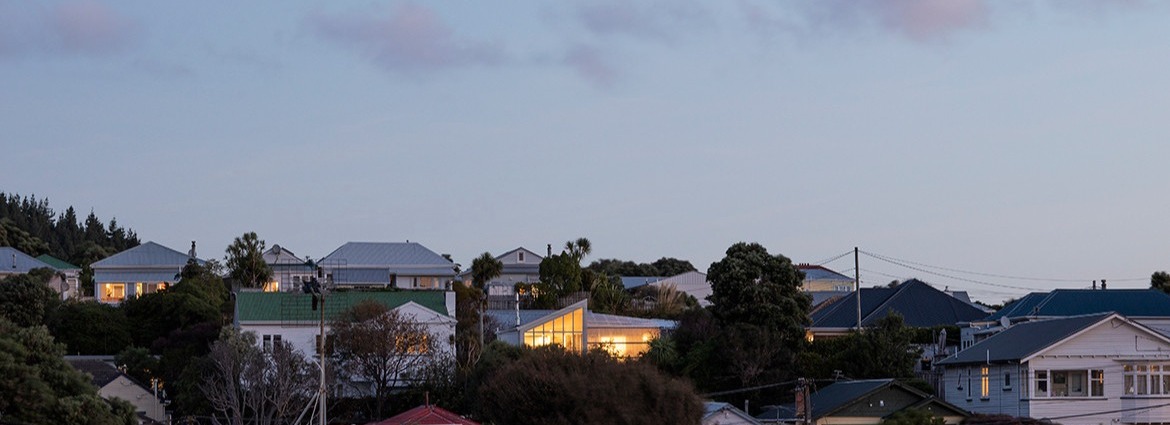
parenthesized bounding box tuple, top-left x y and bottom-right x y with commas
(36, 254, 79, 270)
(236, 290, 448, 323)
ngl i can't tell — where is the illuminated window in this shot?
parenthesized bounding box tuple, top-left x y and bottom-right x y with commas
(981, 367, 989, 398)
(1033, 369, 1102, 398)
(102, 284, 126, 302)
(1124, 364, 1170, 396)
(262, 280, 280, 292)
(136, 282, 144, 298)
(523, 307, 584, 351)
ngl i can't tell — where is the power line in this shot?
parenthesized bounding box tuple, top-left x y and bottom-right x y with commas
(860, 250, 1042, 291)
(812, 251, 853, 266)
(860, 250, 1147, 283)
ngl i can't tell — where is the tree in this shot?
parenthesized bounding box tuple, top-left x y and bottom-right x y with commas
(331, 300, 439, 419)
(563, 237, 592, 264)
(801, 313, 920, 381)
(0, 317, 137, 425)
(651, 257, 697, 276)
(225, 232, 273, 289)
(476, 346, 703, 425)
(469, 251, 502, 290)
(536, 253, 583, 308)
(883, 409, 946, 425)
(454, 283, 497, 375)
(47, 300, 133, 355)
(1153, 271, 1170, 294)
(199, 327, 314, 425)
(707, 242, 809, 330)
(0, 268, 60, 327)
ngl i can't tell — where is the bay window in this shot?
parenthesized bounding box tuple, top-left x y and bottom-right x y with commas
(1031, 369, 1104, 398)
(1124, 363, 1170, 396)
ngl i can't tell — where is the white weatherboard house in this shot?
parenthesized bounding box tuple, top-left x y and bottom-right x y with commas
(320, 242, 456, 290)
(937, 312, 1170, 425)
(92, 241, 200, 304)
(234, 290, 456, 389)
(457, 247, 543, 296)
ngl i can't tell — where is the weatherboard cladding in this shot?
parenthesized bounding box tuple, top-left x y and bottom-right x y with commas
(235, 290, 447, 323)
(811, 279, 986, 328)
(936, 312, 1111, 365)
(0, 247, 53, 273)
(91, 241, 198, 268)
(94, 270, 181, 283)
(984, 289, 1170, 321)
(798, 265, 854, 281)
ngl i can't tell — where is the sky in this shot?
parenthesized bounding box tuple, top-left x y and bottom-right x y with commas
(4, 0, 1170, 303)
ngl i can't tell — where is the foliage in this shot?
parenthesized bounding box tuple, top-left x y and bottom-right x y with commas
(588, 274, 630, 314)
(47, 300, 132, 355)
(224, 231, 273, 289)
(707, 242, 809, 330)
(1153, 271, 1170, 294)
(801, 313, 921, 381)
(0, 317, 136, 425)
(331, 300, 439, 419)
(587, 257, 697, 278)
(0, 268, 61, 327)
(114, 346, 160, 386)
(962, 414, 1055, 425)
(563, 237, 592, 263)
(200, 327, 314, 425)
(882, 408, 946, 425)
(535, 253, 583, 308)
(454, 283, 498, 375)
(469, 251, 502, 290)
(476, 346, 704, 425)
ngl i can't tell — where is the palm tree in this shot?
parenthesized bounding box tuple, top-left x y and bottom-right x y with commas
(470, 252, 503, 290)
(564, 237, 592, 263)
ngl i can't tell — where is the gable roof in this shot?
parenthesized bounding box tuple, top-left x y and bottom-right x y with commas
(36, 254, 79, 271)
(67, 359, 125, 387)
(322, 242, 455, 276)
(92, 241, 197, 269)
(367, 404, 479, 425)
(937, 312, 1118, 365)
(235, 290, 449, 323)
(798, 264, 854, 282)
(985, 289, 1170, 321)
(621, 276, 664, 290)
(704, 402, 760, 424)
(264, 244, 309, 265)
(756, 380, 967, 422)
(0, 247, 53, 274)
(811, 279, 987, 329)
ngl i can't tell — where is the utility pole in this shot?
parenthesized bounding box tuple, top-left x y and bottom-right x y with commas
(854, 247, 861, 331)
(318, 289, 326, 425)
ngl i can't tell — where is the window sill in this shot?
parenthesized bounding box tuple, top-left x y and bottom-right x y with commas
(1025, 397, 1107, 401)
(1002, 387, 1012, 392)
(980, 397, 991, 402)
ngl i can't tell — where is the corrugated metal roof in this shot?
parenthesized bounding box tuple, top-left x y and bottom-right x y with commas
(0, 247, 52, 273)
(235, 290, 448, 322)
(811, 279, 987, 328)
(95, 270, 181, 283)
(367, 404, 480, 425)
(67, 359, 124, 387)
(621, 276, 663, 290)
(484, 309, 677, 331)
(92, 242, 197, 268)
(985, 289, 1170, 321)
(936, 313, 1111, 365)
(807, 379, 894, 419)
(35, 254, 79, 271)
(322, 242, 454, 273)
(798, 265, 854, 281)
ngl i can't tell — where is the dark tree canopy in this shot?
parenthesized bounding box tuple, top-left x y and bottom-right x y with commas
(707, 242, 809, 330)
(47, 300, 133, 355)
(801, 313, 921, 382)
(225, 231, 273, 289)
(536, 253, 583, 307)
(477, 346, 703, 425)
(470, 251, 502, 290)
(586, 257, 697, 277)
(1153, 271, 1170, 294)
(0, 268, 61, 327)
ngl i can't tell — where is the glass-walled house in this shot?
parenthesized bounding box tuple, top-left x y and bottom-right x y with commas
(493, 300, 676, 359)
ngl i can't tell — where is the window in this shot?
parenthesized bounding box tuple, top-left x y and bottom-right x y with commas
(518, 251, 525, 262)
(1031, 369, 1103, 398)
(523, 307, 584, 351)
(101, 283, 126, 302)
(967, 368, 973, 399)
(262, 334, 282, 351)
(1004, 372, 1012, 390)
(981, 367, 990, 399)
(1124, 363, 1170, 396)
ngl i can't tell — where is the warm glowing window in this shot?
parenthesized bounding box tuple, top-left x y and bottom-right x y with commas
(1124, 364, 1170, 396)
(262, 280, 280, 292)
(589, 328, 660, 358)
(981, 367, 989, 398)
(1033, 369, 1101, 398)
(523, 307, 583, 351)
(102, 284, 126, 302)
(598, 336, 627, 357)
(135, 282, 143, 298)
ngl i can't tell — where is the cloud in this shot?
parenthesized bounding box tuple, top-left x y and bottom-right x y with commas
(563, 44, 617, 88)
(741, 0, 990, 42)
(0, 1, 136, 58)
(575, 1, 713, 43)
(308, 3, 503, 75)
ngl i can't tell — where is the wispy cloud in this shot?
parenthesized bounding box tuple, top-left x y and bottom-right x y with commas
(741, 0, 989, 42)
(562, 44, 617, 88)
(0, 1, 137, 58)
(574, 0, 713, 43)
(307, 3, 503, 76)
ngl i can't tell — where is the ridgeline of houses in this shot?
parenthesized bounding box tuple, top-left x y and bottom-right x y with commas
(7, 240, 1170, 425)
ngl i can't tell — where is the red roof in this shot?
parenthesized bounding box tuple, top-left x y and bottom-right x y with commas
(366, 405, 479, 425)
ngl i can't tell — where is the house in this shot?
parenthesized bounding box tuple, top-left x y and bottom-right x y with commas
(68, 358, 168, 424)
(961, 289, 1170, 349)
(366, 404, 479, 425)
(487, 299, 676, 358)
(808, 279, 988, 340)
(704, 401, 761, 425)
(91, 241, 199, 304)
(37, 253, 82, 300)
(262, 244, 316, 293)
(755, 379, 967, 425)
(798, 264, 856, 293)
(0, 246, 73, 299)
(234, 290, 456, 391)
(320, 242, 456, 290)
(456, 247, 543, 296)
(937, 312, 1170, 425)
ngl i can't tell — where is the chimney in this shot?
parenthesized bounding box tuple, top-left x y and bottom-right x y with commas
(1101, 279, 1107, 290)
(547, 244, 552, 257)
(189, 241, 197, 259)
(1092, 280, 1097, 290)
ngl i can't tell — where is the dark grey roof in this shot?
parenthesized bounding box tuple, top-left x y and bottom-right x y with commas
(621, 276, 663, 290)
(985, 289, 1170, 321)
(808, 379, 894, 419)
(936, 313, 1112, 365)
(811, 279, 987, 328)
(322, 242, 455, 276)
(92, 242, 198, 268)
(810, 291, 851, 307)
(0, 247, 53, 273)
(755, 404, 798, 421)
(67, 359, 124, 387)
